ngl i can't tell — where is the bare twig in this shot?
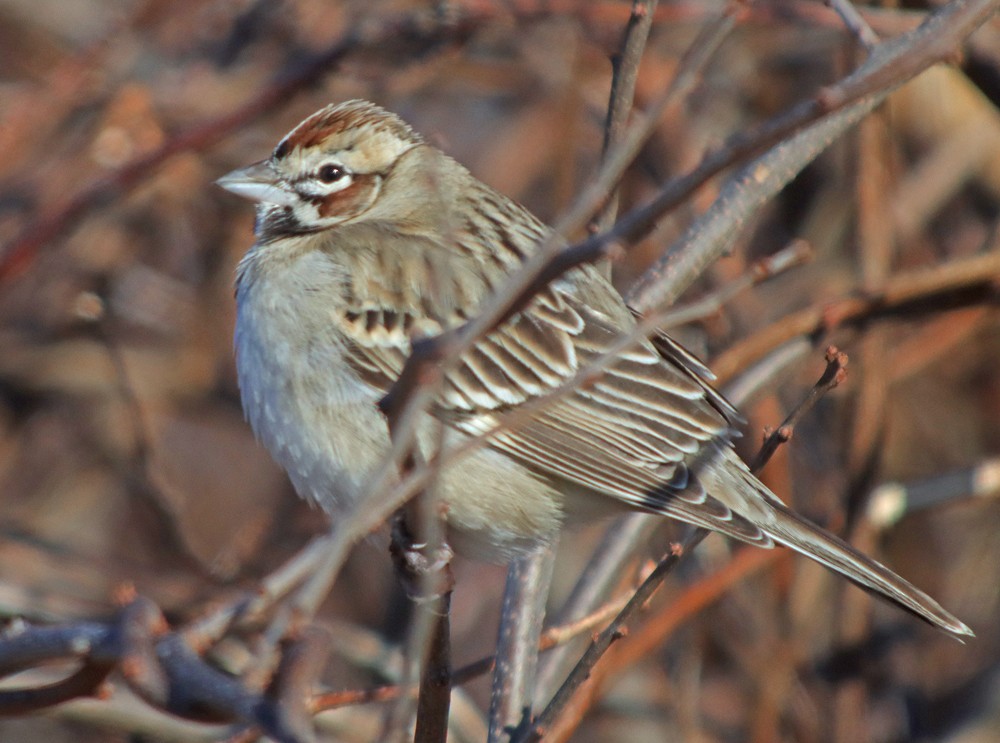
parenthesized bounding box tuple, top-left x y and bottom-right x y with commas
(0, 592, 324, 741)
(518, 531, 709, 743)
(543, 546, 783, 743)
(750, 346, 849, 472)
(826, 0, 881, 49)
(711, 247, 1000, 384)
(594, 0, 659, 234)
(263, 628, 332, 743)
(626, 0, 999, 312)
(654, 238, 813, 328)
(387, 504, 454, 743)
(488, 546, 556, 742)
(182, 532, 337, 649)
(309, 590, 636, 716)
(533, 514, 660, 701)
(866, 457, 1000, 529)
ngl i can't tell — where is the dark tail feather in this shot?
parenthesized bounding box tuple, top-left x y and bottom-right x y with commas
(702, 449, 973, 639)
(764, 499, 973, 639)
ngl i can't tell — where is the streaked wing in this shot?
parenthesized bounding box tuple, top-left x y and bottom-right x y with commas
(336, 267, 774, 547)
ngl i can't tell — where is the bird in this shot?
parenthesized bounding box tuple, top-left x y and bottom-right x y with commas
(217, 99, 972, 638)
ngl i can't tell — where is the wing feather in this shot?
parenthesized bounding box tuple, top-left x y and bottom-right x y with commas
(331, 255, 774, 546)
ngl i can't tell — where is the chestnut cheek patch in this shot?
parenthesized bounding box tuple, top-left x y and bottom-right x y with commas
(317, 175, 377, 220)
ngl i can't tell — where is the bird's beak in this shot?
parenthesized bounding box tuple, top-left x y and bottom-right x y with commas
(216, 160, 298, 207)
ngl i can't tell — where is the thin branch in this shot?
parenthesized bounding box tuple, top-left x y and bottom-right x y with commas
(594, 0, 659, 234)
(0, 594, 164, 717)
(518, 531, 709, 743)
(544, 546, 782, 743)
(385, 494, 454, 743)
(626, 0, 999, 312)
(533, 514, 660, 701)
(711, 246, 1000, 384)
(182, 532, 337, 649)
(309, 591, 636, 715)
(654, 238, 813, 328)
(749, 346, 849, 472)
(0, 661, 115, 717)
(866, 457, 1000, 529)
(0, 591, 333, 739)
(261, 628, 332, 743)
(826, 0, 881, 49)
(488, 546, 556, 742)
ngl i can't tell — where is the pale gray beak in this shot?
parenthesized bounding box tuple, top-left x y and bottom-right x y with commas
(216, 160, 298, 207)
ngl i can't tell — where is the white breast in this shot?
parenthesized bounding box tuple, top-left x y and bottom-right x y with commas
(234, 246, 389, 510)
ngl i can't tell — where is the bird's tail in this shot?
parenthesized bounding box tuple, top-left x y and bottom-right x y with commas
(709, 451, 973, 639)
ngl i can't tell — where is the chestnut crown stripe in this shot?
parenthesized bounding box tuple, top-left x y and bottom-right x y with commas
(276, 100, 423, 158)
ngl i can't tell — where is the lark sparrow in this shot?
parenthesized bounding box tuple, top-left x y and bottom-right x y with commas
(218, 100, 971, 638)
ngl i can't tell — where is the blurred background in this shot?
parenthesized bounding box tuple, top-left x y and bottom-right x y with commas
(1, 0, 999, 741)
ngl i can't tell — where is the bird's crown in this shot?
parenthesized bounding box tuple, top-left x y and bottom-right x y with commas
(272, 99, 423, 175)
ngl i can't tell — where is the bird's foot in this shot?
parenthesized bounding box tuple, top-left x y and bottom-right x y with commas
(390, 514, 454, 602)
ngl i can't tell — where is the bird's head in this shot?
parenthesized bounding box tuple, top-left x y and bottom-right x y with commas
(217, 100, 424, 239)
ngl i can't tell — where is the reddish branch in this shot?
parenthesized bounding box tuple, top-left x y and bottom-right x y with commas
(712, 248, 1000, 385)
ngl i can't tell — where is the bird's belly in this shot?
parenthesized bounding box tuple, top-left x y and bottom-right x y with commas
(234, 272, 568, 559)
(235, 297, 388, 511)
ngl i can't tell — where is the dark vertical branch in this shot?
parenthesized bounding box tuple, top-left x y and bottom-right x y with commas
(414, 592, 452, 743)
(594, 0, 659, 235)
(383, 465, 455, 742)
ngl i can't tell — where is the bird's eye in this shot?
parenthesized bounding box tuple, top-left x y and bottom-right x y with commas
(318, 164, 346, 184)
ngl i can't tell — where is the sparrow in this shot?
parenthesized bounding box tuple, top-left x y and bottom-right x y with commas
(218, 99, 971, 638)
